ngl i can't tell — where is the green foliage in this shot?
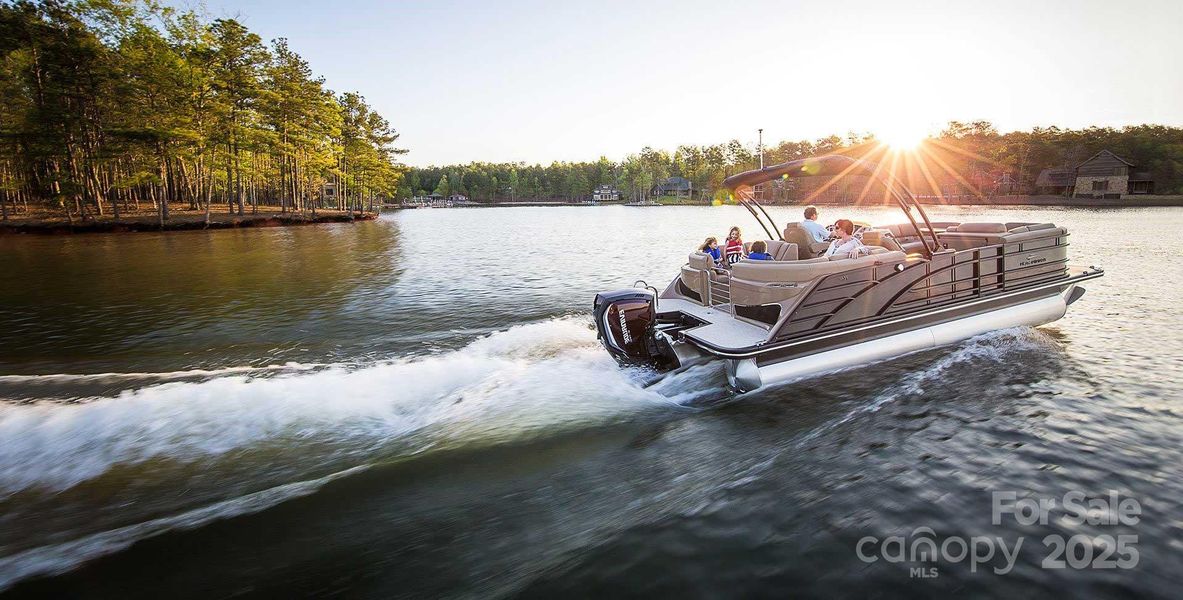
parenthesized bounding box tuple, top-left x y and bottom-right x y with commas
(0, 0, 406, 218)
(409, 124, 1183, 202)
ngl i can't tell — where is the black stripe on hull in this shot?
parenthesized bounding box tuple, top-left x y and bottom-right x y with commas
(677, 270, 1101, 361)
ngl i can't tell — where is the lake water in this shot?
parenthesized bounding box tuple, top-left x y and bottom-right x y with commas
(1, 205, 1181, 598)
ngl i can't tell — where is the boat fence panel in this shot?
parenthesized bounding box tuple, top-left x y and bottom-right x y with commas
(707, 276, 733, 313)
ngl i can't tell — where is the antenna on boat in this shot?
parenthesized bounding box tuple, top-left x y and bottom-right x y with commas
(758, 129, 764, 169)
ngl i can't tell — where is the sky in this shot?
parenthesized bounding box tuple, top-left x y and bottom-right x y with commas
(173, 0, 1183, 166)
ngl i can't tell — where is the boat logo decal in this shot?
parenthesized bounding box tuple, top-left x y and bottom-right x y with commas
(618, 308, 633, 345)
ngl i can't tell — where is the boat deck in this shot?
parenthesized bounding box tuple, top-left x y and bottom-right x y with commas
(656, 298, 769, 350)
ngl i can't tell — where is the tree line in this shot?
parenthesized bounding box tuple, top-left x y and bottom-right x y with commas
(0, 0, 406, 224)
(408, 123, 1183, 203)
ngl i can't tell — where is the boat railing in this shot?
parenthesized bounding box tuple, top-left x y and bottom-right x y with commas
(773, 241, 1075, 342)
(706, 272, 733, 312)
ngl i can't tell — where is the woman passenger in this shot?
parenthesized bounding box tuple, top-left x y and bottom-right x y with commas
(824, 219, 870, 259)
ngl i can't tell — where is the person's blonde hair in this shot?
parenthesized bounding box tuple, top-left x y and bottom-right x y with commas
(728, 226, 742, 238)
(700, 237, 717, 252)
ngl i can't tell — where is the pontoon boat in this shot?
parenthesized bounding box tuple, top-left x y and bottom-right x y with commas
(593, 155, 1103, 391)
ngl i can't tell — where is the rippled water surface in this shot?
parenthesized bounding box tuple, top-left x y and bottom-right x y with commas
(0, 206, 1180, 598)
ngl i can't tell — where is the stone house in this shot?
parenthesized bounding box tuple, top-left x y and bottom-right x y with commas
(1073, 150, 1155, 198)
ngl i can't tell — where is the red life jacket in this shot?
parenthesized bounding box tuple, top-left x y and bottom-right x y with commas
(724, 238, 744, 263)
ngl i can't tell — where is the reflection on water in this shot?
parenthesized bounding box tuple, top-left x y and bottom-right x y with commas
(0, 222, 404, 374)
(1, 206, 1181, 597)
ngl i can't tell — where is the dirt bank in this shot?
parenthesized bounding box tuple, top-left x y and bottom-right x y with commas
(0, 210, 378, 235)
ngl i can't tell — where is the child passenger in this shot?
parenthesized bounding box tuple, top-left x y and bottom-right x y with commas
(700, 237, 722, 263)
(724, 226, 745, 264)
(747, 240, 773, 260)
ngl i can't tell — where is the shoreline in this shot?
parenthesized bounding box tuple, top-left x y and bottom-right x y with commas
(907, 194, 1183, 208)
(0, 211, 379, 235)
(394, 195, 1183, 209)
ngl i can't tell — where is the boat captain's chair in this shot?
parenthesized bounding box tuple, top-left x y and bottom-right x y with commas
(783, 222, 831, 259)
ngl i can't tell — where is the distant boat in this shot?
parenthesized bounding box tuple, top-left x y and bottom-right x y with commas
(623, 200, 660, 207)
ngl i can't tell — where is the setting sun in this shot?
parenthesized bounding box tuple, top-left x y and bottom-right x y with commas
(877, 127, 928, 151)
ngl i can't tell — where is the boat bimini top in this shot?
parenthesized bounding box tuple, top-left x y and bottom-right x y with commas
(722, 154, 942, 256)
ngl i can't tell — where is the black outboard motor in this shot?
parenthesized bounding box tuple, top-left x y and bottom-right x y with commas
(593, 289, 676, 369)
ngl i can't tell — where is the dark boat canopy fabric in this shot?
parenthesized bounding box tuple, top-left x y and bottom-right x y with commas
(723, 155, 875, 191)
(723, 154, 943, 255)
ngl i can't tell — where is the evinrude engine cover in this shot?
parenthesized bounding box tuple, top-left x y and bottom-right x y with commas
(593, 289, 672, 368)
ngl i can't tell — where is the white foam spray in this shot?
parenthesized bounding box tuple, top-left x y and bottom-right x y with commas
(0, 317, 716, 590)
(0, 317, 699, 497)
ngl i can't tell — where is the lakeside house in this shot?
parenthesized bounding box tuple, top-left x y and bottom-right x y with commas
(1036, 167, 1076, 196)
(1072, 150, 1155, 198)
(993, 173, 1022, 195)
(1037, 150, 1156, 198)
(592, 184, 622, 202)
(650, 176, 693, 199)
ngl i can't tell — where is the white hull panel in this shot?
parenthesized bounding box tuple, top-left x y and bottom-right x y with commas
(725, 286, 1074, 391)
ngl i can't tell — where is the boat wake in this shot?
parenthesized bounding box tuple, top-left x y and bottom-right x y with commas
(794, 327, 1060, 446)
(0, 317, 716, 589)
(0, 465, 368, 591)
(0, 362, 325, 385)
(0, 317, 708, 498)
(0, 321, 1058, 590)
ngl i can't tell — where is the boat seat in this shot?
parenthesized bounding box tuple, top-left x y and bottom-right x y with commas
(679, 251, 738, 302)
(677, 252, 718, 303)
(731, 250, 907, 284)
(883, 222, 953, 239)
(859, 229, 903, 252)
(883, 223, 923, 238)
(945, 222, 1007, 234)
(783, 222, 830, 259)
(687, 252, 715, 271)
(1007, 223, 1058, 234)
(728, 251, 908, 307)
(765, 240, 798, 261)
(782, 222, 814, 259)
(939, 224, 1067, 250)
(826, 246, 890, 261)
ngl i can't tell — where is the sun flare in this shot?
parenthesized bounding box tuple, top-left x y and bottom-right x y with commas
(877, 128, 927, 151)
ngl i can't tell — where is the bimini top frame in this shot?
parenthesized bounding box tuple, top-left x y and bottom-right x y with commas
(722, 155, 943, 257)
